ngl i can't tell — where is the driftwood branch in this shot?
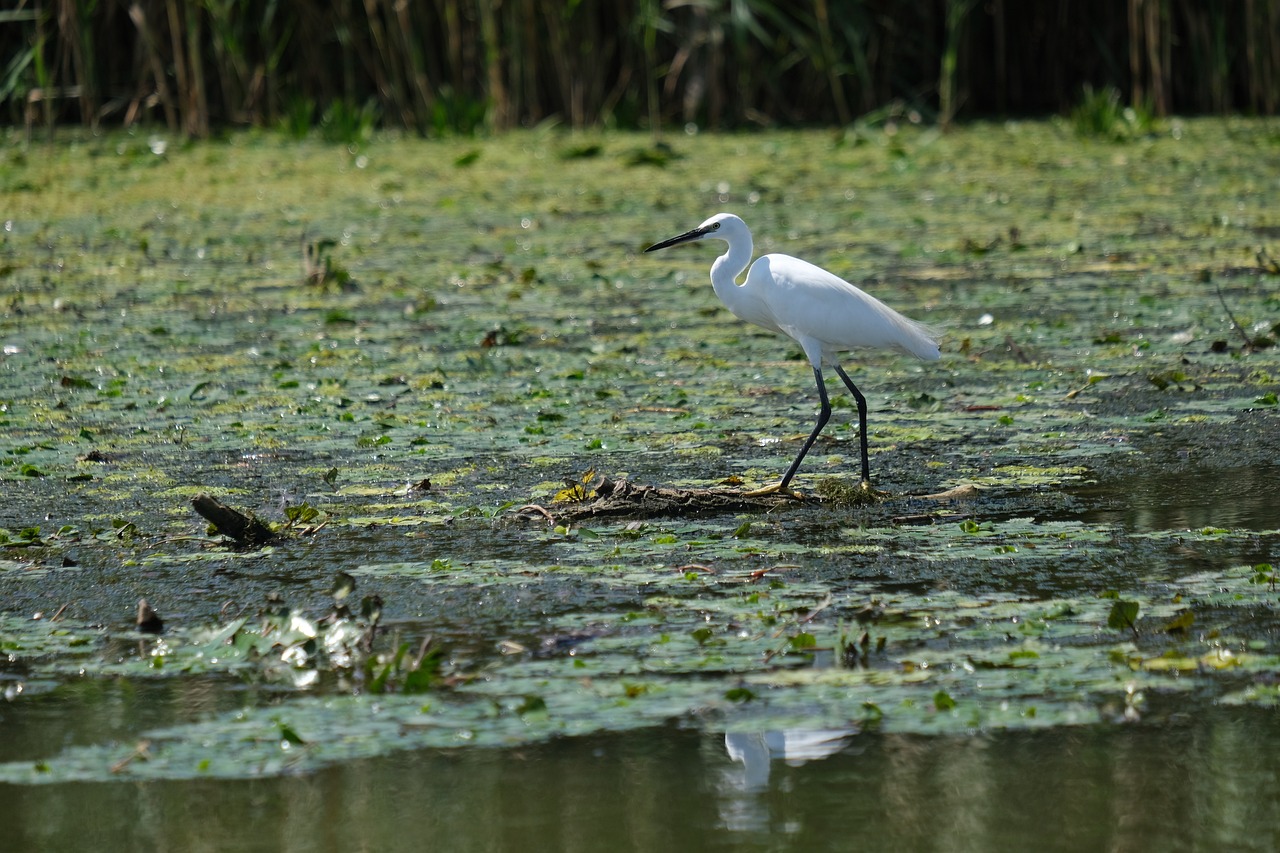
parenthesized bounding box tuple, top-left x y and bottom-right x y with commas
(192, 494, 277, 547)
(516, 476, 795, 524)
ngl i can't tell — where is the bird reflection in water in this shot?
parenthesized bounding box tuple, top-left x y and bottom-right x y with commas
(718, 727, 859, 833)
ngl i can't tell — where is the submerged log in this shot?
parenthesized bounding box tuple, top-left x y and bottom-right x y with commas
(517, 476, 796, 524)
(192, 494, 277, 547)
(921, 484, 981, 500)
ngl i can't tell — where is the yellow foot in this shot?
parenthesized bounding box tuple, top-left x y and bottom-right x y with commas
(862, 481, 887, 499)
(741, 482, 805, 499)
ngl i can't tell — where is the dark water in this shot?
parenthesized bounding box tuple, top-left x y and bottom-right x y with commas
(7, 706, 1280, 852)
(1073, 464, 1280, 534)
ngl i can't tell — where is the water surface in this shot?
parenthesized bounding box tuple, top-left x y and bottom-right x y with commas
(8, 706, 1280, 852)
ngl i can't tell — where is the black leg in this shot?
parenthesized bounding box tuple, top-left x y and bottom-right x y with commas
(832, 364, 870, 484)
(777, 366, 832, 492)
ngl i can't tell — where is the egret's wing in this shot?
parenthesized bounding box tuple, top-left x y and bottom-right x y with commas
(749, 254, 939, 361)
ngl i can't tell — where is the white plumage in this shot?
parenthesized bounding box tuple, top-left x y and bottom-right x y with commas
(645, 212, 939, 494)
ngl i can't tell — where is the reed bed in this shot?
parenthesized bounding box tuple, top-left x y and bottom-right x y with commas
(4, 0, 1278, 136)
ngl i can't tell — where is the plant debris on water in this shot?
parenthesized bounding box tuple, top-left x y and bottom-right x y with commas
(1, 119, 1278, 782)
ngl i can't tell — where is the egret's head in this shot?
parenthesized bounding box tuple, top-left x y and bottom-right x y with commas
(644, 213, 743, 253)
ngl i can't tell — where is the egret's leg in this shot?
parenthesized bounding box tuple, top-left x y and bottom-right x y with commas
(832, 364, 871, 484)
(743, 366, 831, 496)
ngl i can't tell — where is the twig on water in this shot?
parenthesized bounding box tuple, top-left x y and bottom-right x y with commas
(1212, 273, 1256, 353)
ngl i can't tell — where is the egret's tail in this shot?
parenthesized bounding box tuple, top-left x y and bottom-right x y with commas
(892, 313, 942, 361)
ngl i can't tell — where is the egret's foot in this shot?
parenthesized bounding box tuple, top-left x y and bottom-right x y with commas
(741, 482, 805, 500)
(856, 480, 888, 500)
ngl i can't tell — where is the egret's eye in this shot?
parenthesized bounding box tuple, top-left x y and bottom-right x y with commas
(710, 222, 720, 230)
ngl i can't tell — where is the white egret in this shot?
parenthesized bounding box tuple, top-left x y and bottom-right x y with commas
(644, 213, 939, 495)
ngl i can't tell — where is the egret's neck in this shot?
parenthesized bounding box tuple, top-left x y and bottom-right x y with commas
(709, 236, 753, 308)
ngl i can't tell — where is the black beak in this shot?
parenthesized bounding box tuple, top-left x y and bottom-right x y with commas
(644, 224, 714, 253)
